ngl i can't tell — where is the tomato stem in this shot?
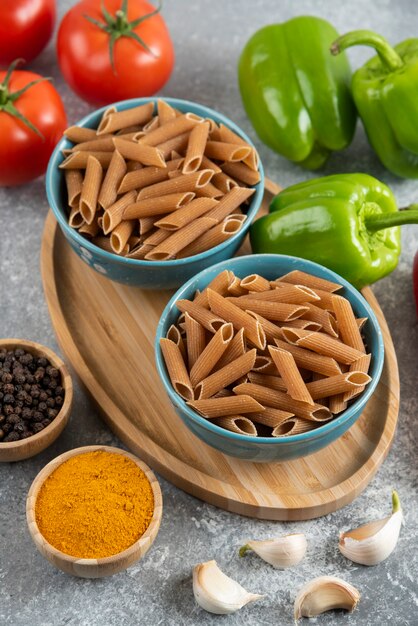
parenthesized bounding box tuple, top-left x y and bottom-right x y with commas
(84, 0, 161, 74)
(0, 59, 50, 138)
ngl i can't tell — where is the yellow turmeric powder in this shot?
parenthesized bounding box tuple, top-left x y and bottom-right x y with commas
(35, 450, 154, 559)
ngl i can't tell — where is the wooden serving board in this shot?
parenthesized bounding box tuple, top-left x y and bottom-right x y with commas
(41, 179, 399, 520)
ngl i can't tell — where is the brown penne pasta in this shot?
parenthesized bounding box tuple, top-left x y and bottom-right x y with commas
(97, 102, 154, 134)
(190, 323, 234, 386)
(188, 394, 264, 418)
(207, 289, 266, 350)
(269, 346, 314, 404)
(228, 298, 309, 322)
(205, 141, 251, 162)
(138, 113, 201, 146)
(110, 220, 136, 254)
(221, 161, 261, 186)
(278, 270, 342, 293)
(123, 192, 195, 219)
(60, 151, 113, 169)
(176, 300, 226, 333)
(102, 191, 137, 234)
(274, 338, 342, 377)
(155, 197, 217, 231)
(332, 295, 366, 352)
(160, 338, 193, 400)
(113, 137, 166, 168)
(240, 274, 271, 292)
(79, 156, 103, 224)
(98, 150, 127, 210)
(204, 186, 255, 222)
(195, 349, 257, 399)
(137, 170, 214, 200)
(281, 328, 364, 365)
(184, 312, 206, 369)
(212, 415, 258, 436)
(183, 122, 210, 174)
(145, 216, 218, 261)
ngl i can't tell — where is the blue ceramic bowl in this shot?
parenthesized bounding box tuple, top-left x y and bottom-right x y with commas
(155, 254, 385, 462)
(46, 97, 264, 289)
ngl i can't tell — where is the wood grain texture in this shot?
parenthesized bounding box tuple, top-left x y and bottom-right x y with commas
(40, 178, 400, 520)
(0, 339, 73, 462)
(26, 445, 162, 578)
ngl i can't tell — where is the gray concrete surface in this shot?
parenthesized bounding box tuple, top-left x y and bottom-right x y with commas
(1, 1, 418, 624)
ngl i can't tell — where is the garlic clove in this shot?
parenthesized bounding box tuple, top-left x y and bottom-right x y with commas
(239, 533, 307, 568)
(193, 559, 264, 615)
(339, 490, 403, 566)
(294, 576, 360, 621)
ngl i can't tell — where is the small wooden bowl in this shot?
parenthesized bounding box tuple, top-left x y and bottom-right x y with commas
(0, 339, 73, 462)
(26, 445, 163, 578)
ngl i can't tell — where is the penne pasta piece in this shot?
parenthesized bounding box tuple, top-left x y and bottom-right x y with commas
(216, 328, 246, 369)
(126, 160, 144, 171)
(212, 415, 258, 436)
(126, 244, 150, 259)
(79, 214, 100, 237)
(343, 353, 372, 402)
(123, 191, 196, 219)
(139, 216, 158, 235)
(329, 395, 348, 414)
(113, 137, 165, 168)
(205, 141, 251, 162)
(142, 115, 159, 132)
(166, 324, 187, 361)
(228, 275, 247, 296)
(59, 151, 113, 169)
(142, 227, 171, 246)
(79, 156, 103, 224)
(195, 181, 224, 198)
(246, 311, 284, 343)
(98, 150, 127, 210)
(200, 155, 222, 173)
(128, 235, 141, 249)
(188, 394, 264, 418)
(227, 298, 309, 322)
(102, 191, 137, 234)
(247, 407, 294, 428)
(233, 382, 332, 422)
(217, 123, 260, 170)
(207, 289, 266, 350)
(176, 299, 226, 333)
(190, 323, 234, 386)
(160, 338, 194, 400)
(205, 186, 255, 222)
(145, 216, 218, 261)
(281, 319, 322, 332)
(157, 99, 177, 124)
(281, 328, 364, 365)
(137, 170, 214, 200)
(305, 371, 371, 400)
(272, 418, 316, 437)
(237, 283, 320, 304)
(70, 136, 115, 152)
(183, 122, 210, 173)
(268, 346, 314, 404)
(356, 317, 368, 331)
(332, 295, 366, 352)
(138, 113, 201, 146)
(300, 303, 339, 337)
(176, 220, 239, 259)
(110, 220, 136, 254)
(69, 205, 84, 228)
(65, 169, 83, 208)
(64, 126, 98, 143)
(193, 270, 233, 308)
(118, 164, 170, 194)
(211, 171, 239, 194)
(195, 349, 257, 399)
(274, 338, 342, 377)
(221, 161, 261, 186)
(247, 372, 287, 392)
(278, 270, 342, 293)
(184, 312, 206, 369)
(157, 131, 190, 159)
(155, 197, 217, 231)
(240, 274, 271, 293)
(92, 235, 115, 253)
(97, 102, 154, 134)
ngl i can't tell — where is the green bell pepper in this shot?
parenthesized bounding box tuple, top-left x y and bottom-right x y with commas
(331, 30, 418, 178)
(250, 173, 418, 289)
(238, 16, 357, 170)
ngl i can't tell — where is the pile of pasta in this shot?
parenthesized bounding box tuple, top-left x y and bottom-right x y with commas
(60, 100, 260, 260)
(160, 269, 372, 438)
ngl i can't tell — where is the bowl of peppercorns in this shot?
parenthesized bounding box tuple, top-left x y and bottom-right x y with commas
(0, 339, 73, 462)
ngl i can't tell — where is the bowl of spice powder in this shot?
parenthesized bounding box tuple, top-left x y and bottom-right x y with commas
(0, 339, 73, 462)
(26, 445, 163, 578)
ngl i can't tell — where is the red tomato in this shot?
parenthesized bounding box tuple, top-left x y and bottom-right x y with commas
(0, 66, 67, 186)
(0, 0, 56, 66)
(57, 0, 174, 106)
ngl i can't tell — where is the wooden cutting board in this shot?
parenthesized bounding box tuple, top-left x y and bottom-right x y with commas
(40, 179, 399, 520)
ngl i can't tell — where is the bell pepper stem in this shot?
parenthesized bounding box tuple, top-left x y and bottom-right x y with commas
(331, 30, 403, 72)
(365, 205, 418, 232)
(392, 490, 401, 514)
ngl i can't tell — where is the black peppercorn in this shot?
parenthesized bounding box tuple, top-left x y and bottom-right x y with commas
(3, 384, 14, 395)
(38, 402, 47, 412)
(4, 405, 14, 416)
(4, 431, 20, 442)
(1, 373, 12, 384)
(3, 393, 14, 404)
(55, 396, 63, 406)
(21, 407, 32, 420)
(32, 422, 44, 433)
(46, 397, 55, 408)
(39, 391, 48, 402)
(37, 357, 47, 367)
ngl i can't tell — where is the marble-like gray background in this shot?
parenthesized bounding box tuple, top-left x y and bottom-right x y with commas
(1, 1, 418, 624)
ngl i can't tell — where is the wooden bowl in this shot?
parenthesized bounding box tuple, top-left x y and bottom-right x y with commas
(0, 339, 73, 462)
(26, 445, 163, 578)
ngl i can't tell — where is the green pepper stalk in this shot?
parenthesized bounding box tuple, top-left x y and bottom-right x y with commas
(238, 16, 357, 170)
(331, 30, 418, 178)
(250, 173, 418, 289)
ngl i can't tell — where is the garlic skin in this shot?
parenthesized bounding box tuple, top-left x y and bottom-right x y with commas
(193, 560, 264, 615)
(239, 533, 307, 568)
(339, 491, 403, 566)
(294, 576, 360, 621)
